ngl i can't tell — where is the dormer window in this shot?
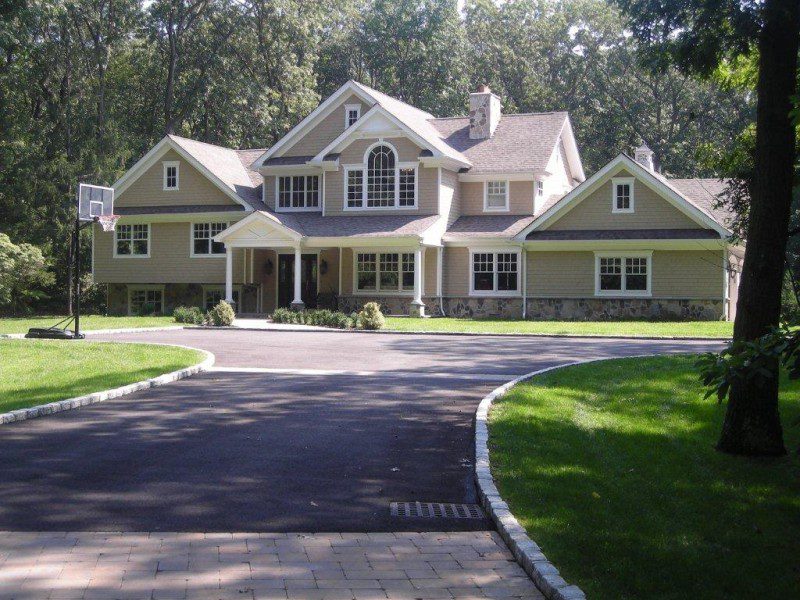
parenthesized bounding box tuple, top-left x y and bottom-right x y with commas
(163, 161, 179, 190)
(612, 177, 634, 213)
(345, 104, 360, 128)
(484, 180, 509, 211)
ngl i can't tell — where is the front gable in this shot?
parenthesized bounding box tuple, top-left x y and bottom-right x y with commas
(214, 212, 301, 247)
(546, 168, 701, 231)
(282, 92, 369, 157)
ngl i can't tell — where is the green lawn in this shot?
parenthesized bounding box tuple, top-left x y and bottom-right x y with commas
(383, 317, 733, 338)
(488, 355, 800, 599)
(0, 315, 176, 335)
(0, 339, 204, 413)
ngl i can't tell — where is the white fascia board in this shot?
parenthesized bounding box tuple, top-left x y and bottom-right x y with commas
(253, 81, 374, 166)
(420, 156, 472, 170)
(213, 211, 302, 243)
(259, 164, 326, 176)
(303, 236, 421, 249)
(523, 238, 727, 251)
(458, 172, 536, 182)
(114, 136, 252, 211)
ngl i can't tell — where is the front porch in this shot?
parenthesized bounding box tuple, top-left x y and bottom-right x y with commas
(214, 212, 441, 316)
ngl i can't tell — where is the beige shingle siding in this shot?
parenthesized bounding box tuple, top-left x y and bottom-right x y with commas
(93, 222, 245, 284)
(424, 247, 438, 296)
(442, 247, 469, 296)
(263, 175, 276, 210)
(340, 248, 354, 294)
(526, 250, 722, 298)
(283, 93, 364, 157)
(323, 136, 438, 216)
(547, 170, 701, 231)
(116, 150, 240, 208)
(319, 248, 340, 296)
(460, 181, 534, 215)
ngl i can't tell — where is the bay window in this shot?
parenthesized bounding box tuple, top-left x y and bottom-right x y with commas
(355, 251, 416, 293)
(595, 253, 651, 295)
(470, 250, 520, 295)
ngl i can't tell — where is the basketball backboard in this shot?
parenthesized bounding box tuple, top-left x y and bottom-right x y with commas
(78, 183, 115, 222)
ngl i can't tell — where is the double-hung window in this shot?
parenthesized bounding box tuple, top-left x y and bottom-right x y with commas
(345, 144, 417, 209)
(612, 177, 634, 213)
(355, 251, 415, 293)
(192, 222, 227, 256)
(163, 161, 179, 190)
(277, 175, 320, 210)
(345, 104, 360, 127)
(115, 224, 149, 257)
(471, 251, 519, 295)
(129, 287, 163, 315)
(595, 253, 651, 295)
(485, 181, 508, 211)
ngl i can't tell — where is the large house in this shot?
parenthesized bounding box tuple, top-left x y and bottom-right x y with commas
(93, 81, 742, 320)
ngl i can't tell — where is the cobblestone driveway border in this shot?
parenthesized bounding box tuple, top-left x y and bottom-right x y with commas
(0, 342, 214, 426)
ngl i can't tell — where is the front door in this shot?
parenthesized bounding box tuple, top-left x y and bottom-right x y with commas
(277, 254, 318, 308)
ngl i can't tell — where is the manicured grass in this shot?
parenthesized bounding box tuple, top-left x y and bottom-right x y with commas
(383, 317, 733, 338)
(0, 315, 176, 335)
(489, 355, 800, 599)
(0, 339, 204, 412)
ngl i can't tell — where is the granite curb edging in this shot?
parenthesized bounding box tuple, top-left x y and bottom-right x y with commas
(0, 325, 184, 339)
(0, 344, 215, 426)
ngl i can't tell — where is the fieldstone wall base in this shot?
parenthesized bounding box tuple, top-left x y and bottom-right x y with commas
(527, 298, 724, 321)
(0, 345, 214, 426)
(443, 297, 523, 319)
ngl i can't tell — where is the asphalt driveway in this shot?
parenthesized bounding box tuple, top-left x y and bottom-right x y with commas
(0, 329, 724, 532)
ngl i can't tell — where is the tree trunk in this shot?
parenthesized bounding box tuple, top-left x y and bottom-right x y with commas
(718, 0, 800, 456)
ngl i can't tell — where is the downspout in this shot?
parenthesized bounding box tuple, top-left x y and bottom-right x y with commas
(438, 246, 445, 316)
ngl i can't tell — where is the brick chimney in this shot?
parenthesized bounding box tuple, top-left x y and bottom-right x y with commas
(469, 85, 502, 140)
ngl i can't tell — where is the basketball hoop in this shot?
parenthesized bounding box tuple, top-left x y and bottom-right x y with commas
(96, 214, 120, 232)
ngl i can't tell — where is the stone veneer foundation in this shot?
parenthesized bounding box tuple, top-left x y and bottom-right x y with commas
(106, 283, 257, 315)
(442, 297, 524, 319)
(337, 295, 442, 316)
(526, 298, 725, 321)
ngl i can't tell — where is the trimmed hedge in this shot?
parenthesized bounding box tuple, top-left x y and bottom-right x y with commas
(272, 307, 354, 329)
(173, 305, 204, 324)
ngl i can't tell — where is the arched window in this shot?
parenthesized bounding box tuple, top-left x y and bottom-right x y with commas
(366, 145, 396, 207)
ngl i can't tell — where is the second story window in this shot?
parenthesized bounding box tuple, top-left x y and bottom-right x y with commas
(163, 161, 179, 190)
(485, 180, 508, 211)
(115, 224, 149, 257)
(277, 175, 320, 210)
(192, 222, 227, 256)
(536, 180, 544, 198)
(345, 143, 417, 210)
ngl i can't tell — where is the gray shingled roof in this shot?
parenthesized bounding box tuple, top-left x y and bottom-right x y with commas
(260, 211, 440, 238)
(431, 113, 568, 174)
(526, 228, 721, 241)
(668, 178, 734, 228)
(446, 215, 536, 238)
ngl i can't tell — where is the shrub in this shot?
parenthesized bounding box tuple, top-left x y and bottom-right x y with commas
(173, 305, 204, 324)
(206, 300, 235, 326)
(271, 307, 353, 329)
(356, 302, 385, 330)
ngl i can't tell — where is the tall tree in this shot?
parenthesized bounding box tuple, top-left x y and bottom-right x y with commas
(615, 0, 800, 456)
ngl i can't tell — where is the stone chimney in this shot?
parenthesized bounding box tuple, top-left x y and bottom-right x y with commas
(469, 85, 502, 140)
(634, 142, 655, 171)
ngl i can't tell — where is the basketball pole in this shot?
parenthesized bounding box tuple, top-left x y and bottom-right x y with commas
(72, 215, 94, 340)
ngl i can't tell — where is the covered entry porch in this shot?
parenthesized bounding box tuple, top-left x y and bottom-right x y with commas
(214, 212, 439, 316)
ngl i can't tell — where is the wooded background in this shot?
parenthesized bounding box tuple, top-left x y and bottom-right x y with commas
(0, 0, 758, 312)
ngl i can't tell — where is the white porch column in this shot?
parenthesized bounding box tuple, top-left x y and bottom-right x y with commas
(410, 246, 425, 317)
(291, 244, 305, 310)
(225, 246, 233, 303)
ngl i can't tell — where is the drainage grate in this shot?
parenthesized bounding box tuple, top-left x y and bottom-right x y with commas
(390, 501, 484, 519)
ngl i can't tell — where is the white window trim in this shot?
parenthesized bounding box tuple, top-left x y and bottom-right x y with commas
(594, 251, 652, 297)
(344, 104, 361, 128)
(611, 177, 635, 213)
(113, 223, 151, 259)
(163, 161, 179, 191)
(189, 222, 229, 258)
(202, 284, 242, 310)
(483, 180, 510, 212)
(352, 249, 417, 296)
(127, 284, 165, 316)
(275, 175, 321, 212)
(468, 249, 522, 297)
(342, 141, 419, 211)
